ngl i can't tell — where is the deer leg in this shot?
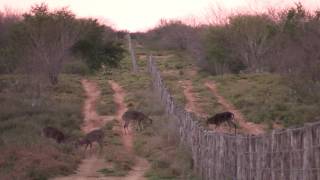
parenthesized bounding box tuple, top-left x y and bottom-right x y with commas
(227, 121, 232, 131)
(123, 121, 129, 135)
(125, 127, 128, 135)
(227, 120, 237, 135)
(214, 123, 220, 129)
(137, 121, 141, 131)
(134, 121, 138, 131)
(123, 126, 127, 135)
(138, 121, 143, 131)
(98, 140, 103, 150)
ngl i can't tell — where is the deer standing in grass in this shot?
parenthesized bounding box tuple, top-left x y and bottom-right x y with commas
(122, 110, 153, 134)
(207, 111, 237, 134)
(42, 126, 66, 143)
(77, 129, 105, 150)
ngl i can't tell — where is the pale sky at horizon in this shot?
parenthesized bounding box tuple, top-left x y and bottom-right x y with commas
(0, 0, 319, 32)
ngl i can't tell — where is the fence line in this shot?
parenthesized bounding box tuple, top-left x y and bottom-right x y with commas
(147, 55, 320, 180)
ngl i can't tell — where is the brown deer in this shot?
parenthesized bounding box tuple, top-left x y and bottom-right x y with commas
(207, 111, 237, 134)
(42, 126, 66, 143)
(77, 129, 104, 150)
(122, 110, 153, 134)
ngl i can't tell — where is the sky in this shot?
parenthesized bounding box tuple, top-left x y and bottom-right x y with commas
(0, 0, 319, 32)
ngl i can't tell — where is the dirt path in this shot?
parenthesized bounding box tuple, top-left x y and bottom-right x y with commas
(52, 80, 116, 180)
(81, 80, 115, 133)
(205, 81, 265, 135)
(108, 80, 150, 180)
(52, 79, 149, 180)
(179, 80, 233, 133)
(179, 80, 207, 117)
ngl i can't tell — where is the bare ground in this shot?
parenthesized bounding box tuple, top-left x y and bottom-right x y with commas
(205, 81, 265, 135)
(52, 79, 149, 180)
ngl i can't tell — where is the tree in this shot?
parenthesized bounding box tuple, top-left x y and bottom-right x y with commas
(0, 9, 20, 74)
(12, 3, 80, 85)
(72, 18, 125, 71)
(273, 4, 320, 99)
(203, 14, 277, 74)
(227, 14, 277, 72)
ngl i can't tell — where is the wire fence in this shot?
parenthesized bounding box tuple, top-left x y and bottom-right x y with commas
(147, 55, 320, 180)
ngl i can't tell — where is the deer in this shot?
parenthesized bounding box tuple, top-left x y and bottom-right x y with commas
(77, 129, 105, 150)
(206, 111, 237, 134)
(42, 126, 66, 144)
(122, 110, 153, 134)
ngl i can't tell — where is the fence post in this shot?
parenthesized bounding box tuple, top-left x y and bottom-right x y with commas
(127, 33, 138, 73)
(234, 134, 238, 180)
(302, 124, 312, 180)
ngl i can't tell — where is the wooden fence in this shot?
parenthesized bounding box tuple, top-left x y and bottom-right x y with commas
(147, 55, 320, 180)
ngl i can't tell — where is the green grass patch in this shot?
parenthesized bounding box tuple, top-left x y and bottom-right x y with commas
(209, 73, 320, 127)
(94, 75, 116, 115)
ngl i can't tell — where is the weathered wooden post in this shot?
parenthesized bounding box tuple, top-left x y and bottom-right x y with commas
(127, 33, 138, 73)
(302, 124, 312, 180)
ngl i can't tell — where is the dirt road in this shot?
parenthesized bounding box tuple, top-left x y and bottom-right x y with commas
(52, 79, 149, 180)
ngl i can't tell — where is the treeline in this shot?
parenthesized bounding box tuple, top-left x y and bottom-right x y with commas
(137, 3, 320, 101)
(0, 3, 126, 84)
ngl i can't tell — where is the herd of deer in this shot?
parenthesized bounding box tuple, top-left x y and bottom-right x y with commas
(42, 110, 237, 149)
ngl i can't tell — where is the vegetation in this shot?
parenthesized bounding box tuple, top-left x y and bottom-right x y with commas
(0, 74, 83, 179)
(204, 4, 320, 100)
(0, 3, 126, 179)
(72, 19, 126, 71)
(99, 120, 134, 177)
(94, 76, 116, 115)
(135, 3, 320, 127)
(211, 73, 320, 127)
(0, 3, 125, 84)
